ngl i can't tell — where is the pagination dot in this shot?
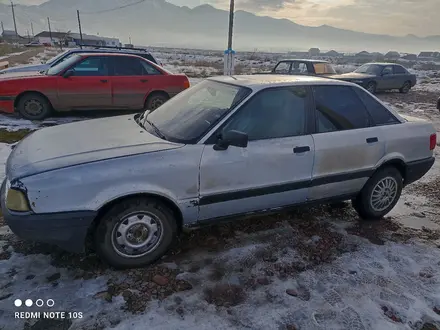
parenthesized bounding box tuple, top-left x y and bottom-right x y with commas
(25, 299, 33, 307)
(14, 299, 22, 307)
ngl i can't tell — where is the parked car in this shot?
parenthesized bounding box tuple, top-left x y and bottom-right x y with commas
(25, 41, 42, 47)
(263, 59, 337, 76)
(330, 63, 416, 94)
(1, 75, 436, 269)
(0, 52, 190, 120)
(0, 45, 162, 75)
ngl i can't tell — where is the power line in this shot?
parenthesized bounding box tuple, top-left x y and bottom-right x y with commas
(81, 0, 147, 15)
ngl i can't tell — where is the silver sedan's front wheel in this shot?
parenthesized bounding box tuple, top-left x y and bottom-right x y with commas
(95, 198, 177, 269)
(352, 167, 403, 220)
(111, 212, 163, 258)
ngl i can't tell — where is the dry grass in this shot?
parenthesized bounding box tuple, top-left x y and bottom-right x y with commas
(0, 44, 23, 57)
(0, 128, 33, 144)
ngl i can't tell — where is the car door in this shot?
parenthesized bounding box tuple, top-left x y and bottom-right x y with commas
(198, 86, 315, 221)
(110, 56, 163, 109)
(309, 85, 386, 200)
(392, 65, 409, 89)
(379, 65, 395, 90)
(56, 55, 112, 110)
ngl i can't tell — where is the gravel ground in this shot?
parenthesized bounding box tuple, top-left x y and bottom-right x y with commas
(0, 62, 440, 330)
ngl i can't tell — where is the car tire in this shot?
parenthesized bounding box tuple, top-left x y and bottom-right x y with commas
(399, 81, 411, 94)
(145, 93, 169, 111)
(17, 93, 52, 120)
(94, 197, 178, 269)
(366, 82, 377, 94)
(352, 167, 403, 220)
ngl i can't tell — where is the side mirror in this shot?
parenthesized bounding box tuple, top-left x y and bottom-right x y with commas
(213, 130, 248, 151)
(63, 69, 74, 78)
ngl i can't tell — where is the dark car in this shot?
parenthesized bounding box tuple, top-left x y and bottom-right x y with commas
(265, 59, 337, 76)
(330, 63, 416, 94)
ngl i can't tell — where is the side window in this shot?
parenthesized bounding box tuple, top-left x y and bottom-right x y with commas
(313, 85, 370, 133)
(222, 87, 308, 141)
(71, 56, 108, 76)
(393, 65, 407, 74)
(354, 87, 399, 126)
(140, 61, 161, 75)
(113, 57, 144, 76)
(274, 62, 291, 74)
(382, 66, 393, 75)
(291, 62, 308, 74)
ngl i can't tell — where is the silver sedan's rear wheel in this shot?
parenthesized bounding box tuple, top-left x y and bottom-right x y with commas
(95, 197, 177, 269)
(352, 167, 403, 220)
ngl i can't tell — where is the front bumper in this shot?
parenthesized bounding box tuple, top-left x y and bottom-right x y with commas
(405, 157, 435, 186)
(0, 96, 15, 114)
(1, 180, 97, 253)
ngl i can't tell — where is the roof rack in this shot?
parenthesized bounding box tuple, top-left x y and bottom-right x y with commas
(78, 45, 149, 52)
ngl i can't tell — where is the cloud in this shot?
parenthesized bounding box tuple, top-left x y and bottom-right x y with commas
(0, 0, 48, 5)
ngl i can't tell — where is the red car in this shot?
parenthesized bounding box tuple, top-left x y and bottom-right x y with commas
(0, 53, 190, 120)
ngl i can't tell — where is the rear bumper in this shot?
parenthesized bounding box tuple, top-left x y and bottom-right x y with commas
(405, 157, 435, 186)
(1, 180, 97, 253)
(0, 97, 15, 113)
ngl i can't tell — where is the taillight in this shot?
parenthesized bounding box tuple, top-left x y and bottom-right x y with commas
(183, 79, 190, 89)
(430, 133, 436, 150)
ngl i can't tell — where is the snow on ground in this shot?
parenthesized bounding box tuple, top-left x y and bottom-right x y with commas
(1, 52, 440, 330)
(0, 51, 28, 61)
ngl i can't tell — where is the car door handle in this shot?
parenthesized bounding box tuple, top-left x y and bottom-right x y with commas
(366, 137, 378, 143)
(100, 79, 108, 83)
(140, 79, 148, 83)
(293, 146, 310, 153)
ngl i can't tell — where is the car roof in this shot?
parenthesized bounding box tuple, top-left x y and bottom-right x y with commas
(364, 62, 402, 66)
(208, 74, 355, 89)
(69, 47, 152, 55)
(75, 52, 146, 58)
(278, 59, 329, 63)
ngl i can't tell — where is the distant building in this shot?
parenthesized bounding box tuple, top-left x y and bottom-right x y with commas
(324, 50, 341, 57)
(402, 53, 417, 61)
(308, 48, 320, 57)
(418, 52, 435, 60)
(355, 51, 372, 58)
(34, 31, 121, 47)
(1, 30, 25, 43)
(384, 51, 400, 59)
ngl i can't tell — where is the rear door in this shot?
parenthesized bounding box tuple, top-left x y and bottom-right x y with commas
(110, 56, 163, 110)
(198, 86, 315, 220)
(392, 65, 409, 89)
(56, 56, 112, 110)
(309, 85, 385, 200)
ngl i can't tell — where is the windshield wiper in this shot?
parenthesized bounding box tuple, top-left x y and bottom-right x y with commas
(145, 118, 167, 140)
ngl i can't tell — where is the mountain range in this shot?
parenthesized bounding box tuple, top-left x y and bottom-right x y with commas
(1, 0, 439, 53)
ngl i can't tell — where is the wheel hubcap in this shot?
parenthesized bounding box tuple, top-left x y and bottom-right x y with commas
(150, 98, 164, 110)
(403, 84, 410, 92)
(111, 212, 162, 258)
(367, 84, 375, 92)
(370, 177, 398, 212)
(24, 99, 43, 116)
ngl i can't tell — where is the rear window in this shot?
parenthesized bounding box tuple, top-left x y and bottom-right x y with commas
(354, 87, 399, 125)
(313, 63, 336, 74)
(393, 65, 407, 74)
(139, 54, 157, 64)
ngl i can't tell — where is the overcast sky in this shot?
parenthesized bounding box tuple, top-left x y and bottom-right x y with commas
(2, 0, 439, 37)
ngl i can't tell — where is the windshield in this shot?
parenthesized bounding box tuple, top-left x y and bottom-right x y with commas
(46, 50, 70, 65)
(144, 80, 251, 143)
(354, 64, 382, 74)
(46, 54, 82, 75)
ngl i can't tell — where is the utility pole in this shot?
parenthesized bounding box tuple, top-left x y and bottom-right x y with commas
(47, 17, 53, 44)
(30, 21, 34, 37)
(76, 10, 83, 47)
(1, 21, 4, 34)
(223, 0, 235, 75)
(27, 29, 30, 42)
(10, 1, 18, 37)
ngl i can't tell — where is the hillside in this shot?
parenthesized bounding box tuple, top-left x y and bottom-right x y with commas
(0, 0, 439, 52)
